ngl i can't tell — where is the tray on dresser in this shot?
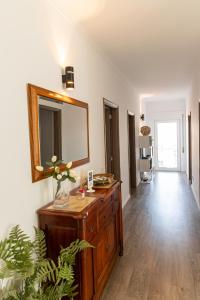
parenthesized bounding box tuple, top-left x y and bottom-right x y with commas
(93, 179, 117, 189)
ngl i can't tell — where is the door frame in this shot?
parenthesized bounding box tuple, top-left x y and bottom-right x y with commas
(103, 98, 121, 180)
(154, 119, 181, 171)
(127, 110, 137, 193)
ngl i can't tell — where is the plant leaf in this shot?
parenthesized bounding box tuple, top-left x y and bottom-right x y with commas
(68, 177, 76, 183)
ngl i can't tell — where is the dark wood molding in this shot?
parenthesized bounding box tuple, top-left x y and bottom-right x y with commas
(127, 111, 137, 191)
(27, 83, 90, 182)
(188, 112, 192, 184)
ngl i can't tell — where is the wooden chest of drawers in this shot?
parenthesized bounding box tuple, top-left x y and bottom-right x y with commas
(37, 181, 123, 300)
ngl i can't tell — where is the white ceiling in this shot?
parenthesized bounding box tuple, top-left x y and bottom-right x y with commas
(50, 0, 200, 100)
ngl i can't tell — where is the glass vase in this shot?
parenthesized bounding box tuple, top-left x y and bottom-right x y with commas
(52, 179, 69, 208)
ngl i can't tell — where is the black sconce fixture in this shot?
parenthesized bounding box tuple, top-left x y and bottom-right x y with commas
(62, 66, 74, 90)
(140, 114, 145, 121)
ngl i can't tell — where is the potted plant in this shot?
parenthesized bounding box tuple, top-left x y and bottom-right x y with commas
(0, 225, 92, 299)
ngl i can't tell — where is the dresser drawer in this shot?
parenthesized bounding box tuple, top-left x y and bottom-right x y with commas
(98, 200, 113, 228)
(85, 209, 97, 242)
(94, 218, 117, 290)
(113, 195, 119, 215)
(99, 195, 113, 212)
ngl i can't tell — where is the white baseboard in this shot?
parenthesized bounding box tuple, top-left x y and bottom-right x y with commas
(122, 193, 130, 208)
(191, 184, 200, 208)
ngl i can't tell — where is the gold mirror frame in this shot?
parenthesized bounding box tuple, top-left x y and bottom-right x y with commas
(27, 84, 90, 182)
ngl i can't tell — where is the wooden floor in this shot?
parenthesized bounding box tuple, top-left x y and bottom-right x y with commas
(101, 172, 200, 300)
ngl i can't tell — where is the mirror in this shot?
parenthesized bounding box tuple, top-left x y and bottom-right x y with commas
(28, 84, 89, 182)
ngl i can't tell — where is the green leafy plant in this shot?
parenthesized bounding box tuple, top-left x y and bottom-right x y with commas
(0, 225, 92, 300)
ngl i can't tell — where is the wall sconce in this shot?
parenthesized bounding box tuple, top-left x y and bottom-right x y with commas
(62, 66, 74, 90)
(140, 114, 145, 121)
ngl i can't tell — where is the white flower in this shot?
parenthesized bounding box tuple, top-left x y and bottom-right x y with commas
(36, 165, 44, 172)
(63, 171, 68, 176)
(57, 174, 62, 180)
(66, 161, 72, 169)
(55, 166, 60, 174)
(51, 155, 57, 163)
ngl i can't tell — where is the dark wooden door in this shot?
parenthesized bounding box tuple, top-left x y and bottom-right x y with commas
(104, 101, 121, 180)
(188, 113, 192, 183)
(128, 113, 137, 192)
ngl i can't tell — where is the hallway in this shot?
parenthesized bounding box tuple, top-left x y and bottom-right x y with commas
(102, 172, 200, 300)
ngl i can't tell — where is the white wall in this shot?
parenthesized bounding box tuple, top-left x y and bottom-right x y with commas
(142, 99, 186, 171)
(0, 0, 140, 238)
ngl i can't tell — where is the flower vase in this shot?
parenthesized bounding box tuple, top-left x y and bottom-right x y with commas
(52, 179, 69, 208)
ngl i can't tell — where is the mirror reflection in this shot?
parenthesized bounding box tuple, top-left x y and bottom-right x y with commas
(38, 96, 88, 168)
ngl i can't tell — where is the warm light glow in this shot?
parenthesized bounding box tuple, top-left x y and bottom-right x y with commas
(57, 46, 67, 67)
(55, 94, 62, 98)
(58, 90, 68, 96)
(140, 93, 155, 99)
(50, 0, 107, 23)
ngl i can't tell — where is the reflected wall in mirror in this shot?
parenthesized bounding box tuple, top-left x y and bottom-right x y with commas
(28, 84, 90, 182)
